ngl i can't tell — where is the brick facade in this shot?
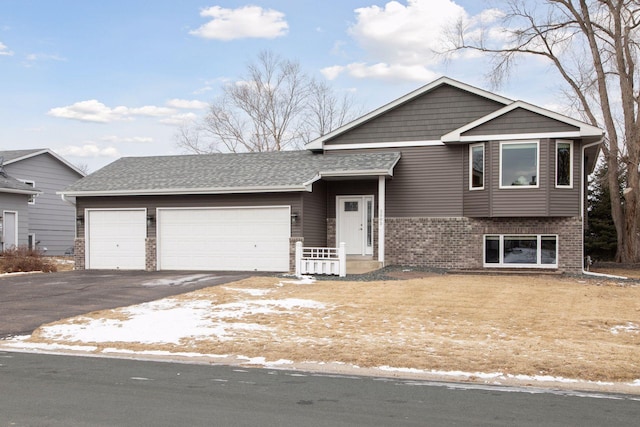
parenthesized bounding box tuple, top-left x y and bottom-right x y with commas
(383, 216, 583, 274)
(73, 238, 85, 270)
(289, 236, 304, 272)
(145, 238, 157, 271)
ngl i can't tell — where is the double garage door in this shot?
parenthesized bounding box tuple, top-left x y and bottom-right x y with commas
(85, 207, 290, 271)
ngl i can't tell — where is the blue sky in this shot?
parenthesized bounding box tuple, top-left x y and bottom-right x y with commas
(0, 0, 559, 172)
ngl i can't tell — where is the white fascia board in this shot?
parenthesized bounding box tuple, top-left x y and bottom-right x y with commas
(323, 140, 444, 150)
(0, 188, 41, 195)
(305, 76, 512, 150)
(442, 101, 604, 143)
(57, 185, 309, 197)
(320, 169, 393, 178)
(457, 131, 583, 143)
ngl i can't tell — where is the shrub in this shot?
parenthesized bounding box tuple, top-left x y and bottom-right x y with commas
(0, 246, 57, 273)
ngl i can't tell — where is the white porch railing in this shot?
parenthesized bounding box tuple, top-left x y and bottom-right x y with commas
(295, 241, 346, 277)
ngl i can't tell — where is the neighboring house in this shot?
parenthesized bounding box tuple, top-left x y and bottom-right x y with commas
(0, 165, 40, 251)
(60, 77, 603, 274)
(0, 149, 86, 255)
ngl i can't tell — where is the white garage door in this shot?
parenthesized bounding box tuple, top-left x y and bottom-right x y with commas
(157, 207, 290, 272)
(86, 209, 146, 270)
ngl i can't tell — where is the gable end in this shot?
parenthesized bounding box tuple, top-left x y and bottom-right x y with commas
(462, 108, 578, 137)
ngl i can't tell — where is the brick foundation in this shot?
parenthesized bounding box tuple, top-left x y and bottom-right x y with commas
(383, 216, 583, 274)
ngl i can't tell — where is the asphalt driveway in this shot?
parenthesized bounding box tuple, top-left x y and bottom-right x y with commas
(0, 270, 249, 338)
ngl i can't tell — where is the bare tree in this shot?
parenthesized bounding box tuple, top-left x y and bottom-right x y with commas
(177, 50, 357, 154)
(446, 0, 640, 263)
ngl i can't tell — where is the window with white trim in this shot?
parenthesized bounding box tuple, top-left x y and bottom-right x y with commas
(469, 143, 484, 190)
(484, 235, 557, 268)
(499, 141, 539, 188)
(556, 140, 573, 188)
(21, 180, 36, 204)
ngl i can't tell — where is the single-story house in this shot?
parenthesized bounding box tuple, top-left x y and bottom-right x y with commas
(0, 149, 86, 255)
(0, 165, 41, 252)
(60, 77, 603, 274)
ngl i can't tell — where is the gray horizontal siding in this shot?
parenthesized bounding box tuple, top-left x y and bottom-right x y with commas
(77, 193, 303, 239)
(548, 140, 581, 216)
(4, 153, 83, 255)
(325, 85, 504, 145)
(302, 181, 327, 247)
(0, 193, 30, 247)
(463, 108, 579, 136)
(326, 146, 464, 217)
(462, 144, 490, 217)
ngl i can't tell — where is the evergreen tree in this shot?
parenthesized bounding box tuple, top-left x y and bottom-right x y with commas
(585, 163, 619, 261)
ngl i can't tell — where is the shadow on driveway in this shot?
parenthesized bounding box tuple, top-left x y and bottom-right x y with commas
(0, 270, 249, 338)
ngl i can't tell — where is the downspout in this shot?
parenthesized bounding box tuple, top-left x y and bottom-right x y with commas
(59, 193, 76, 207)
(581, 138, 615, 277)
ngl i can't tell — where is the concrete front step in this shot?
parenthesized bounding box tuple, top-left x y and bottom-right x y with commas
(346, 259, 383, 275)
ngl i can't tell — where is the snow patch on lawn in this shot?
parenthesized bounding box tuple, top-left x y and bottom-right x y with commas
(24, 297, 326, 345)
(222, 287, 272, 296)
(610, 322, 640, 335)
(377, 366, 622, 386)
(141, 274, 218, 287)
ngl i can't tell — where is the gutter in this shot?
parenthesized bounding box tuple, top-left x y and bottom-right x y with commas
(56, 185, 310, 198)
(60, 193, 76, 207)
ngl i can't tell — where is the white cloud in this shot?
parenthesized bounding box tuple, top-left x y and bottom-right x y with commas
(0, 41, 13, 56)
(159, 112, 199, 126)
(166, 99, 208, 109)
(322, 62, 438, 82)
(101, 135, 153, 143)
(47, 100, 177, 123)
(320, 65, 345, 81)
(350, 0, 466, 64)
(325, 0, 505, 82)
(56, 144, 120, 158)
(190, 5, 288, 40)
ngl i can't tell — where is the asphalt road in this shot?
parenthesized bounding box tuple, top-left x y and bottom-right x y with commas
(0, 270, 248, 338)
(1, 351, 638, 426)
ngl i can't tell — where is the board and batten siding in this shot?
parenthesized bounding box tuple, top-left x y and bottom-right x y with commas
(301, 181, 327, 247)
(76, 193, 303, 239)
(462, 108, 579, 136)
(4, 153, 83, 255)
(324, 85, 505, 145)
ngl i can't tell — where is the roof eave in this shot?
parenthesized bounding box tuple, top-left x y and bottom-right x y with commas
(4, 149, 87, 176)
(58, 185, 311, 197)
(306, 76, 512, 150)
(0, 188, 41, 195)
(442, 100, 604, 143)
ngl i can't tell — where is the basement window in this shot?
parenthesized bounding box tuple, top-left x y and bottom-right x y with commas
(484, 235, 557, 268)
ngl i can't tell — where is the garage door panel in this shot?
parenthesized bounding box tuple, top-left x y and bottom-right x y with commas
(87, 210, 146, 270)
(158, 207, 290, 272)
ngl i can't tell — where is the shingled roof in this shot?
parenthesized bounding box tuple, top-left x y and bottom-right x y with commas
(0, 170, 40, 194)
(60, 150, 401, 196)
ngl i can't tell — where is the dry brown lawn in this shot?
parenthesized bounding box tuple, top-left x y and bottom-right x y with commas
(27, 273, 640, 383)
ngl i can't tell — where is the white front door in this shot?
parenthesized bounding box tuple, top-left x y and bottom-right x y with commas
(2, 211, 17, 251)
(337, 196, 373, 256)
